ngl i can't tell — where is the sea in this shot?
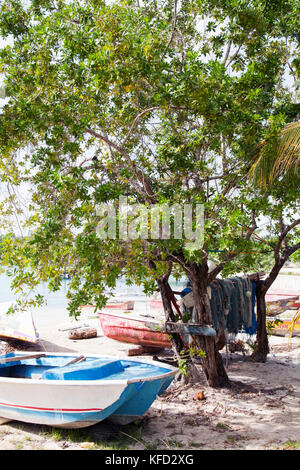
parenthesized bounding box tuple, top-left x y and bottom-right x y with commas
(0, 273, 186, 330)
(0, 271, 298, 331)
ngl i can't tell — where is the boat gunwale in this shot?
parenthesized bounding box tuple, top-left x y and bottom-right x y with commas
(98, 311, 162, 324)
(0, 351, 178, 386)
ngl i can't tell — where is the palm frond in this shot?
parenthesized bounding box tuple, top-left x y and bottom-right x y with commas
(249, 121, 300, 187)
(274, 122, 300, 171)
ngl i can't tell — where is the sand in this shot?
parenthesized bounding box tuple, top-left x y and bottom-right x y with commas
(0, 313, 299, 451)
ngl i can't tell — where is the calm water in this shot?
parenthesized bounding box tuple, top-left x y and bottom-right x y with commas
(0, 273, 72, 328)
(0, 272, 298, 329)
(0, 273, 186, 328)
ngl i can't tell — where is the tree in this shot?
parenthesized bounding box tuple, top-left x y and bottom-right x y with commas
(247, 118, 300, 361)
(0, 0, 299, 386)
(247, 179, 299, 362)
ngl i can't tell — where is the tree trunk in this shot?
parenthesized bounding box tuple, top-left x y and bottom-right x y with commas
(158, 276, 203, 384)
(190, 264, 231, 388)
(157, 276, 185, 353)
(158, 264, 231, 387)
(252, 257, 288, 362)
(251, 281, 269, 362)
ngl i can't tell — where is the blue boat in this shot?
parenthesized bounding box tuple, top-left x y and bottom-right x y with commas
(0, 352, 177, 428)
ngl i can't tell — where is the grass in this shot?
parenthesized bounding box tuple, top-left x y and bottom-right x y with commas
(225, 434, 247, 446)
(216, 422, 230, 431)
(15, 442, 24, 450)
(39, 422, 148, 450)
(282, 440, 300, 450)
(188, 441, 204, 448)
(41, 427, 88, 443)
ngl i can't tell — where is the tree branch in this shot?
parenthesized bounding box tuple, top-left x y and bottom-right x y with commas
(275, 217, 300, 261)
(208, 210, 257, 282)
(165, 0, 178, 50)
(85, 128, 124, 155)
(226, 45, 242, 67)
(223, 41, 232, 64)
(121, 107, 158, 148)
(85, 127, 157, 202)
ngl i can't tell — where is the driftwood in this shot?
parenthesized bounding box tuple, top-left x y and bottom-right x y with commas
(125, 301, 135, 310)
(68, 328, 97, 340)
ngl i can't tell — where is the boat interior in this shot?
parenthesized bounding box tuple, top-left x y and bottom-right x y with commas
(0, 353, 171, 381)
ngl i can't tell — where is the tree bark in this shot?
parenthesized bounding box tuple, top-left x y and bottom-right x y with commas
(157, 275, 185, 354)
(190, 264, 231, 388)
(158, 275, 204, 384)
(158, 262, 231, 388)
(251, 281, 269, 362)
(252, 257, 287, 362)
(251, 220, 300, 362)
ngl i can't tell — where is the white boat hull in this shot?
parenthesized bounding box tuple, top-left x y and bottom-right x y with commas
(0, 352, 177, 428)
(0, 380, 128, 428)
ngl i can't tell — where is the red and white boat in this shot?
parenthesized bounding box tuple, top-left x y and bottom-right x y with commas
(266, 289, 300, 315)
(82, 300, 135, 310)
(150, 299, 163, 309)
(98, 311, 171, 351)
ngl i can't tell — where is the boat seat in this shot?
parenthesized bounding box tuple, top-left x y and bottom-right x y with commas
(41, 359, 125, 381)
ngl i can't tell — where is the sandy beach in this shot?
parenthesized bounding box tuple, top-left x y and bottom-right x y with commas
(0, 308, 299, 451)
(0, 271, 299, 450)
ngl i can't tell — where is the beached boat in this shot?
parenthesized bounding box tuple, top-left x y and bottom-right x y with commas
(0, 302, 39, 344)
(81, 300, 135, 310)
(266, 290, 300, 315)
(98, 311, 217, 351)
(0, 351, 177, 428)
(272, 318, 300, 337)
(98, 312, 171, 350)
(150, 299, 163, 309)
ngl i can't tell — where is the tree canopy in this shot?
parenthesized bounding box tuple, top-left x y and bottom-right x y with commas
(0, 0, 299, 385)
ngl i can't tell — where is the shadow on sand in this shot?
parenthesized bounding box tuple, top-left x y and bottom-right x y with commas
(0, 337, 77, 354)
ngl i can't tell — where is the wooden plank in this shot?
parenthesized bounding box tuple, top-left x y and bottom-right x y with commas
(143, 320, 216, 337)
(64, 355, 86, 366)
(164, 322, 216, 337)
(127, 346, 163, 356)
(0, 353, 46, 364)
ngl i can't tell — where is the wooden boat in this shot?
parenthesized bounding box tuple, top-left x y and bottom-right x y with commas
(266, 290, 300, 315)
(81, 301, 135, 310)
(98, 311, 217, 351)
(98, 312, 172, 350)
(150, 299, 163, 309)
(0, 351, 177, 428)
(272, 319, 300, 337)
(0, 302, 38, 344)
